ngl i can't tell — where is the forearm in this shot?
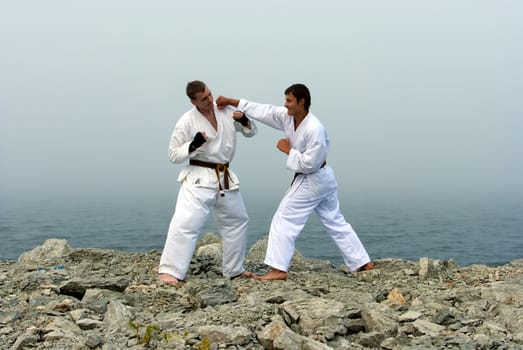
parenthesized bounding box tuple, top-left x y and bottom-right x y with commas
(218, 97, 240, 108)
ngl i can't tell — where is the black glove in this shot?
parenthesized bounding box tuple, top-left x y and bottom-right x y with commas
(189, 132, 206, 153)
(236, 113, 250, 127)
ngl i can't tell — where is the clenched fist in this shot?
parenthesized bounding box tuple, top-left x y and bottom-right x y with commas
(276, 138, 291, 154)
(216, 96, 240, 109)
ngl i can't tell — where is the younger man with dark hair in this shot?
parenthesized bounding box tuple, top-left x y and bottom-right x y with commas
(217, 84, 372, 280)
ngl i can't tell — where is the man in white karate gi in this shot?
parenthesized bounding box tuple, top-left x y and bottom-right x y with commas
(216, 83, 373, 280)
(158, 80, 257, 285)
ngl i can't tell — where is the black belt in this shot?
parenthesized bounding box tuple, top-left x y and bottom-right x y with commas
(189, 159, 231, 196)
(292, 160, 327, 185)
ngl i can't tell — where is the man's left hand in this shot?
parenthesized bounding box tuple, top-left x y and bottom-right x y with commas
(232, 111, 244, 121)
(233, 111, 250, 127)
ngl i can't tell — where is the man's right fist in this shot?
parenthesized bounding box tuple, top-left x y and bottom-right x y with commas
(216, 96, 229, 109)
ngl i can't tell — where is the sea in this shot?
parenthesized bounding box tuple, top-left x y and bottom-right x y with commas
(1, 191, 522, 267)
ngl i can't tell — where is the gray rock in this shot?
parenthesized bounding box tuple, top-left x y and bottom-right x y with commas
(280, 298, 348, 340)
(1, 237, 522, 350)
(9, 333, 39, 350)
(398, 310, 422, 322)
(85, 334, 103, 348)
(18, 239, 72, 265)
(198, 325, 251, 345)
(412, 318, 445, 337)
(76, 318, 104, 330)
(257, 316, 288, 350)
(199, 280, 237, 307)
(103, 300, 134, 334)
(195, 243, 223, 263)
(42, 317, 82, 340)
(272, 327, 303, 350)
(361, 303, 398, 337)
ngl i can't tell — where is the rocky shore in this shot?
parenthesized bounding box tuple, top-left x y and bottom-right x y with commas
(0, 236, 522, 350)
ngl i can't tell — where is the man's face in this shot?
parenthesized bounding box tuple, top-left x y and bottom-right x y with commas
(191, 87, 214, 111)
(284, 93, 305, 116)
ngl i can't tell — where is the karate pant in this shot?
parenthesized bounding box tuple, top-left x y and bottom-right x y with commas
(264, 176, 371, 272)
(159, 183, 249, 280)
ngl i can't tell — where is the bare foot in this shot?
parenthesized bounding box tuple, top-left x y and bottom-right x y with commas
(356, 262, 374, 272)
(255, 269, 287, 281)
(158, 273, 181, 285)
(229, 271, 255, 280)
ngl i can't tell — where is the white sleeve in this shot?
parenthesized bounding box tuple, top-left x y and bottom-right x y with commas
(287, 140, 328, 174)
(238, 99, 288, 131)
(167, 119, 194, 164)
(286, 127, 328, 174)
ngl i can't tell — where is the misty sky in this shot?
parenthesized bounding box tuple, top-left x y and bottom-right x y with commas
(1, 1, 522, 202)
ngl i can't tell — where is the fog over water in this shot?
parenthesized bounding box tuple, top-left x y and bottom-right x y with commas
(2, 1, 522, 204)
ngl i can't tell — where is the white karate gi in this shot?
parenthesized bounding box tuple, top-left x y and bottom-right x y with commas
(159, 104, 257, 280)
(238, 99, 371, 272)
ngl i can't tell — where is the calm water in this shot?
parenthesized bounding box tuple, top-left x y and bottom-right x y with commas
(1, 192, 522, 267)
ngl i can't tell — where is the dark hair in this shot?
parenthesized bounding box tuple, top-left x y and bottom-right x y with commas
(285, 83, 311, 112)
(186, 80, 206, 100)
